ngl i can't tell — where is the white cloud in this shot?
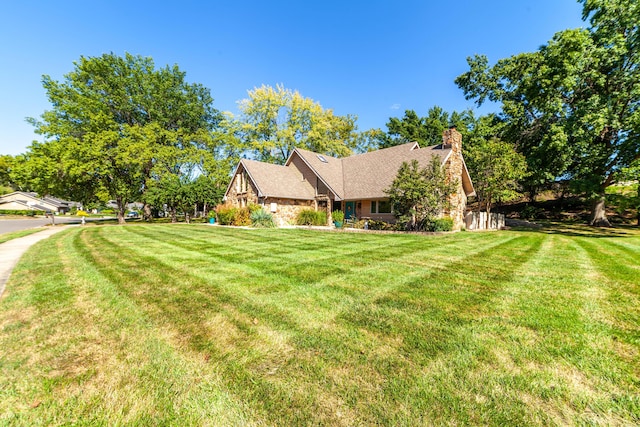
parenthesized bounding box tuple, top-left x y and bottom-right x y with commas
(390, 103, 401, 110)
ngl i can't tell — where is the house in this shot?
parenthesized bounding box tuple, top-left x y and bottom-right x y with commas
(223, 127, 475, 230)
(0, 191, 79, 214)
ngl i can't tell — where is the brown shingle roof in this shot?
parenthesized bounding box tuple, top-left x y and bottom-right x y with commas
(341, 142, 452, 199)
(231, 141, 474, 202)
(241, 159, 316, 200)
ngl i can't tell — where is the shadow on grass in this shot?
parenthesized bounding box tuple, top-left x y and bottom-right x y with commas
(511, 221, 640, 238)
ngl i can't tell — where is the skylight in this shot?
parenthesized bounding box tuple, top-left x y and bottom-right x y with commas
(317, 154, 328, 163)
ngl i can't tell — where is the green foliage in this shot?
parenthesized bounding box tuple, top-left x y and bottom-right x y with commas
(385, 158, 456, 231)
(295, 209, 327, 226)
(0, 155, 14, 188)
(0, 209, 43, 216)
(466, 138, 528, 215)
(456, 0, 640, 224)
(250, 208, 276, 228)
(238, 84, 359, 164)
(25, 52, 222, 223)
(331, 210, 344, 222)
(429, 217, 454, 232)
(520, 205, 544, 220)
(380, 107, 478, 149)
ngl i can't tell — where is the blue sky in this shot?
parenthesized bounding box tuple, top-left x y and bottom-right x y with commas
(0, 0, 585, 156)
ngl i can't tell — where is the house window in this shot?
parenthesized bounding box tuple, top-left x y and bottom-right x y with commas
(371, 200, 392, 214)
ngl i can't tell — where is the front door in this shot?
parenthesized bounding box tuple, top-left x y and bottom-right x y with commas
(345, 201, 355, 219)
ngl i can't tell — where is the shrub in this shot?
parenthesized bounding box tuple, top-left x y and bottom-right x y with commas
(248, 203, 262, 214)
(520, 205, 543, 220)
(331, 210, 344, 222)
(250, 209, 276, 228)
(431, 217, 453, 232)
(0, 209, 44, 216)
(368, 220, 391, 230)
(232, 207, 251, 226)
(296, 209, 327, 226)
(216, 205, 237, 225)
(76, 210, 90, 217)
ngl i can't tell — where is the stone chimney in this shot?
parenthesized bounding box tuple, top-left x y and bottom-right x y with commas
(442, 126, 466, 231)
(442, 126, 462, 154)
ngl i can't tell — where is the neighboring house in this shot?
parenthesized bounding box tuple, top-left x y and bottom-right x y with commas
(0, 191, 79, 213)
(223, 127, 475, 230)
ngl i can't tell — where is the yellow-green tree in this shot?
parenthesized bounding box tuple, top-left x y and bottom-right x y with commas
(238, 84, 358, 164)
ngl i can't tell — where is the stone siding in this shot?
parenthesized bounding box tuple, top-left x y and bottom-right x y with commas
(265, 197, 316, 226)
(443, 128, 467, 231)
(226, 166, 259, 207)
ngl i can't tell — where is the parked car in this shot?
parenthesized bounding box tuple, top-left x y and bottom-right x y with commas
(126, 211, 138, 218)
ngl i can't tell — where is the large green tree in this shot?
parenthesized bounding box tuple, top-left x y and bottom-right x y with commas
(456, 0, 639, 226)
(27, 53, 221, 223)
(238, 84, 359, 164)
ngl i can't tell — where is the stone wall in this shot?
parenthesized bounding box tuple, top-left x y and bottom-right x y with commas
(265, 197, 316, 226)
(226, 166, 259, 207)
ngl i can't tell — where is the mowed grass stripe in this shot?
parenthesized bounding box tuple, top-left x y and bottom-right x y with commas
(75, 227, 368, 425)
(80, 227, 550, 425)
(71, 227, 264, 425)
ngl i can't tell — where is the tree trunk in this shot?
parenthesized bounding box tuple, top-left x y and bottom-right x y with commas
(185, 210, 190, 224)
(485, 206, 491, 230)
(143, 203, 153, 222)
(589, 196, 611, 227)
(116, 197, 126, 225)
(170, 207, 177, 223)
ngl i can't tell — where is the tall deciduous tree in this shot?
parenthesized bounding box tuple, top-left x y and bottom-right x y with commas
(467, 138, 528, 225)
(456, 0, 640, 226)
(385, 158, 455, 230)
(28, 53, 221, 223)
(238, 84, 358, 164)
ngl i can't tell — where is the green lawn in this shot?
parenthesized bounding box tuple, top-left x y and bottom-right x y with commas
(0, 228, 44, 244)
(1, 225, 638, 426)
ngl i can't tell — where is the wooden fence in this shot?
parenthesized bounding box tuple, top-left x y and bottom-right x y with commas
(464, 211, 505, 230)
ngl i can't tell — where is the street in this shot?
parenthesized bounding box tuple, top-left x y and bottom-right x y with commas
(0, 216, 110, 234)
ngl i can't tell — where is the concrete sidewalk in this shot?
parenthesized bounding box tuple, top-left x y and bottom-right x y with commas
(0, 226, 70, 298)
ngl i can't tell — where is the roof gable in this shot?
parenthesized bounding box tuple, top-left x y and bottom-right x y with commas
(287, 148, 345, 199)
(241, 159, 316, 200)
